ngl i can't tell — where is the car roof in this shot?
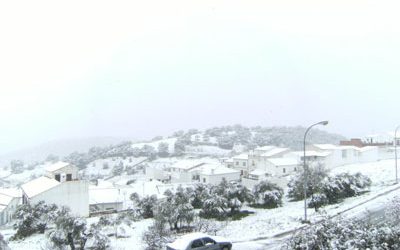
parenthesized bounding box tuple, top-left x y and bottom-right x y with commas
(166, 233, 212, 250)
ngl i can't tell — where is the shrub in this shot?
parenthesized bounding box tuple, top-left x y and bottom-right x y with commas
(251, 181, 283, 208)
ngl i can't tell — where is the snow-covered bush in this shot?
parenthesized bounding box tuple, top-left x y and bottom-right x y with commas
(130, 193, 158, 219)
(200, 179, 252, 219)
(285, 215, 400, 250)
(307, 193, 329, 210)
(142, 220, 173, 250)
(157, 186, 195, 231)
(12, 201, 59, 239)
(187, 184, 211, 209)
(287, 164, 328, 201)
(251, 180, 283, 208)
(320, 172, 371, 205)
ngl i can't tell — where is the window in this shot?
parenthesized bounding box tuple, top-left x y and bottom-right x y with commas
(191, 239, 204, 248)
(252, 161, 255, 166)
(235, 161, 239, 166)
(66, 174, 72, 181)
(242, 162, 246, 167)
(55, 174, 60, 182)
(283, 168, 286, 173)
(294, 167, 297, 171)
(203, 178, 206, 183)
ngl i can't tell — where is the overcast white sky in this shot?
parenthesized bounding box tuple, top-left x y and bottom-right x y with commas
(1, 0, 400, 152)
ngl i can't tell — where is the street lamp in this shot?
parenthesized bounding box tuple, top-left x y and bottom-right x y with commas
(395, 126, 400, 184)
(303, 120, 329, 223)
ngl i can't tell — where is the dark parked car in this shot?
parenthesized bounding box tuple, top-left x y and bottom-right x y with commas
(166, 233, 232, 250)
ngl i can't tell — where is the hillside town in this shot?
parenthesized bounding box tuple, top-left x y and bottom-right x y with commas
(0, 128, 399, 249)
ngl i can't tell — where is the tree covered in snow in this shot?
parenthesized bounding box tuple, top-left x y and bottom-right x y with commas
(187, 183, 211, 209)
(130, 193, 158, 219)
(12, 201, 59, 239)
(251, 180, 284, 208)
(319, 172, 371, 205)
(157, 142, 169, 157)
(111, 161, 124, 175)
(200, 179, 252, 219)
(157, 186, 195, 232)
(10, 159, 24, 174)
(287, 164, 328, 201)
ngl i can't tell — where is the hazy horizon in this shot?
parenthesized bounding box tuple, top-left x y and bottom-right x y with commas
(1, 0, 400, 153)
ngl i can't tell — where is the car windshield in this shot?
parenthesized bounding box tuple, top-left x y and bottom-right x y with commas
(191, 239, 204, 248)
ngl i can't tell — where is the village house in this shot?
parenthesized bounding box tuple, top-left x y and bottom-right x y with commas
(284, 150, 333, 168)
(231, 154, 251, 176)
(265, 158, 299, 176)
(21, 162, 89, 217)
(0, 188, 21, 225)
(89, 187, 124, 215)
(195, 163, 240, 185)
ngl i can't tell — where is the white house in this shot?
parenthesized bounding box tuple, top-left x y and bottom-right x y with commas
(169, 160, 210, 183)
(0, 188, 21, 225)
(21, 162, 89, 217)
(232, 154, 251, 176)
(195, 163, 240, 185)
(145, 161, 173, 182)
(357, 146, 379, 163)
(284, 150, 333, 168)
(89, 187, 124, 215)
(265, 158, 299, 176)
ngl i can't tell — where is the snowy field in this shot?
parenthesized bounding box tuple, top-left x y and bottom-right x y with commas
(2, 159, 398, 249)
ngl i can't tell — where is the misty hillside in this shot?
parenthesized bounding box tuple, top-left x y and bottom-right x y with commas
(0, 125, 345, 169)
(171, 125, 346, 151)
(0, 137, 135, 164)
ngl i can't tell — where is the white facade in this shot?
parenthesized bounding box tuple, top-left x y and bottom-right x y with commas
(265, 158, 299, 176)
(0, 189, 21, 226)
(45, 161, 79, 181)
(21, 162, 89, 217)
(24, 180, 89, 217)
(197, 164, 240, 185)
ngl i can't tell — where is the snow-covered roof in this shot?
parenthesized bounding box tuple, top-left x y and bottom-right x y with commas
(224, 158, 234, 163)
(45, 161, 71, 172)
(290, 150, 332, 157)
(250, 169, 268, 176)
(0, 188, 22, 198)
(267, 158, 298, 166)
(196, 163, 240, 175)
(261, 148, 289, 157)
(0, 194, 14, 206)
(255, 146, 276, 151)
(357, 146, 378, 152)
(313, 144, 339, 150)
(89, 187, 124, 205)
(21, 176, 60, 198)
(128, 180, 166, 199)
(170, 160, 207, 170)
(233, 154, 249, 160)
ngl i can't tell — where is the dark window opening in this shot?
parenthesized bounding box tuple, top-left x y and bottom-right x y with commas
(66, 174, 72, 181)
(55, 174, 60, 182)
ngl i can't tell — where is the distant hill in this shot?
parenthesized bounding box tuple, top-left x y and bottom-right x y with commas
(0, 136, 135, 164)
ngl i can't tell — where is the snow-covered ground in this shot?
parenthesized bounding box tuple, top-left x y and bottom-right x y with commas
(83, 156, 147, 179)
(3, 159, 398, 249)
